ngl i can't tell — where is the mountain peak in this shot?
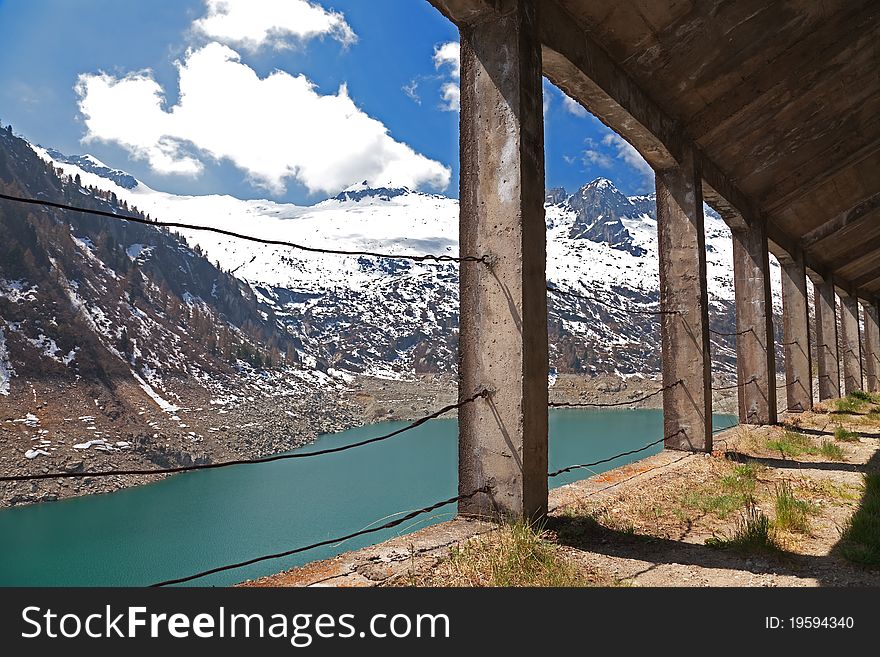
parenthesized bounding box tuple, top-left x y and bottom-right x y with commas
(331, 182, 420, 204)
(583, 177, 619, 193)
(41, 147, 139, 190)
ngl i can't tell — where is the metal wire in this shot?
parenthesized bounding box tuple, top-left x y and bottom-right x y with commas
(546, 285, 676, 316)
(0, 390, 489, 482)
(150, 486, 490, 587)
(0, 191, 488, 264)
(549, 380, 681, 408)
(709, 327, 754, 337)
(711, 377, 757, 391)
(548, 430, 683, 478)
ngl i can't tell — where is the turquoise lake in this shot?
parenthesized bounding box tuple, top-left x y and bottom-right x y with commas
(0, 409, 736, 587)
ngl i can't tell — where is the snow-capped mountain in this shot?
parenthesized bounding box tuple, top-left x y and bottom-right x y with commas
(23, 142, 760, 378)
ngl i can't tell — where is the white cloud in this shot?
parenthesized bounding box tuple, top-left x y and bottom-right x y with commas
(193, 0, 356, 52)
(582, 149, 613, 168)
(402, 79, 421, 105)
(602, 133, 653, 182)
(561, 94, 589, 118)
(433, 42, 460, 78)
(76, 43, 450, 196)
(433, 42, 460, 112)
(439, 82, 460, 112)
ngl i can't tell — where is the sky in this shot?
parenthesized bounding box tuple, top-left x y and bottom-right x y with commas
(0, 0, 655, 205)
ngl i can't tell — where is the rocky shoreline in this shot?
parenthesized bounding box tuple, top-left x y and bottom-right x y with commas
(0, 371, 749, 509)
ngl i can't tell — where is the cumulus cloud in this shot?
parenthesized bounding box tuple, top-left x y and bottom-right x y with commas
(561, 94, 589, 118)
(582, 149, 613, 168)
(192, 0, 356, 51)
(602, 133, 653, 182)
(433, 42, 460, 78)
(433, 41, 460, 111)
(76, 43, 450, 195)
(439, 82, 460, 112)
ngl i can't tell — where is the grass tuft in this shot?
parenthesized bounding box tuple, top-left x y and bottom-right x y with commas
(839, 474, 880, 565)
(819, 440, 845, 461)
(766, 431, 815, 458)
(773, 481, 812, 533)
(426, 520, 591, 587)
(706, 500, 781, 553)
(849, 390, 874, 402)
(765, 432, 845, 461)
(680, 461, 759, 519)
(834, 425, 859, 442)
(834, 397, 863, 414)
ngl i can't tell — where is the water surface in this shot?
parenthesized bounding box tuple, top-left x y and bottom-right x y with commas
(0, 409, 736, 586)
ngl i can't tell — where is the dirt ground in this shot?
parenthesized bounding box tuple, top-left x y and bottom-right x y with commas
(246, 395, 880, 588)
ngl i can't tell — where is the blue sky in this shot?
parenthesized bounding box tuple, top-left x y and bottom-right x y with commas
(0, 0, 654, 205)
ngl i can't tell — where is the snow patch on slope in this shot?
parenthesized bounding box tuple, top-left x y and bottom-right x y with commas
(0, 326, 14, 395)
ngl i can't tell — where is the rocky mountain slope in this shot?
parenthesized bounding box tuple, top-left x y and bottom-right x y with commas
(0, 127, 358, 505)
(32, 145, 770, 380)
(0, 129, 784, 505)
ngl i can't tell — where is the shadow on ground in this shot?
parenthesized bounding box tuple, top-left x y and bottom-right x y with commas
(549, 448, 880, 586)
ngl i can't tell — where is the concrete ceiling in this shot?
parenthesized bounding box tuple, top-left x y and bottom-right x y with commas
(428, 0, 880, 300)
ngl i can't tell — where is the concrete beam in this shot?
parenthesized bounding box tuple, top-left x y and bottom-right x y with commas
(839, 294, 863, 395)
(538, 1, 680, 172)
(779, 252, 814, 412)
(457, 0, 548, 521)
(849, 265, 880, 290)
(656, 149, 712, 451)
(537, 1, 761, 236)
(863, 301, 880, 393)
(731, 223, 777, 424)
(426, 0, 497, 26)
(802, 192, 880, 249)
(533, 0, 873, 298)
(814, 277, 841, 400)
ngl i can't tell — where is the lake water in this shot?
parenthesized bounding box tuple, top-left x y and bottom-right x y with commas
(0, 409, 736, 587)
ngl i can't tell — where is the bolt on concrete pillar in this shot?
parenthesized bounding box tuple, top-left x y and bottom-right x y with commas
(457, 0, 548, 521)
(839, 293, 863, 395)
(814, 277, 840, 400)
(731, 223, 777, 424)
(863, 301, 880, 393)
(656, 150, 712, 451)
(779, 253, 813, 411)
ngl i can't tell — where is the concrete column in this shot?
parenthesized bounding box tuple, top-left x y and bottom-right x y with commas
(656, 149, 712, 451)
(863, 301, 880, 393)
(814, 278, 840, 400)
(780, 253, 813, 411)
(731, 224, 777, 424)
(839, 293, 863, 395)
(457, 0, 548, 520)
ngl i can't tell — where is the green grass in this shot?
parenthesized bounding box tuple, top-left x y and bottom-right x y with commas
(765, 432, 845, 460)
(440, 520, 590, 587)
(839, 474, 880, 566)
(680, 462, 759, 519)
(706, 501, 781, 553)
(774, 482, 812, 533)
(834, 391, 879, 414)
(834, 425, 860, 442)
(819, 440, 845, 460)
(766, 431, 816, 458)
(835, 397, 863, 414)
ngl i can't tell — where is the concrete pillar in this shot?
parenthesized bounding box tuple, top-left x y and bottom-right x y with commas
(814, 277, 840, 400)
(839, 294, 863, 395)
(656, 149, 712, 451)
(780, 253, 813, 411)
(731, 224, 777, 424)
(863, 301, 880, 393)
(457, 0, 548, 520)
